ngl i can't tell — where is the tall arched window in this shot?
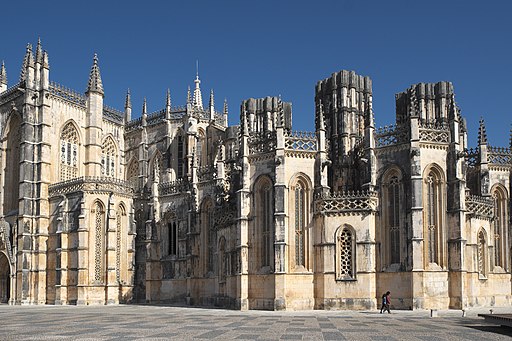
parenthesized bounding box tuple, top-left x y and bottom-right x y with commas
(92, 201, 105, 282)
(295, 182, 306, 267)
(60, 122, 79, 181)
(201, 199, 215, 274)
(197, 129, 206, 166)
(3, 114, 21, 215)
(101, 137, 117, 177)
(492, 186, 508, 270)
(254, 176, 274, 270)
(168, 222, 177, 256)
(126, 159, 139, 190)
(382, 169, 403, 268)
(336, 226, 355, 280)
(290, 176, 310, 270)
(116, 204, 126, 282)
(424, 166, 444, 267)
(177, 134, 184, 179)
(478, 229, 487, 277)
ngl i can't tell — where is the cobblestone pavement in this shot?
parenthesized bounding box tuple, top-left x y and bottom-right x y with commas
(0, 305, 511, 340)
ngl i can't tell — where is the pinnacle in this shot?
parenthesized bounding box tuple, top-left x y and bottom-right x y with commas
(36, 37, 43, 63)
(166, 88, 171, 107)
(142, 97, 147, 114)
(125, 89, 132, 109)
(0, 61, 6, 85)
(223, 98, 228, 115)
(86, 53, 104, 95)
(478, 118, 487, 145)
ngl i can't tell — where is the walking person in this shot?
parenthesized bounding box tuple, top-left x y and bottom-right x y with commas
(380, 291, 391, 314)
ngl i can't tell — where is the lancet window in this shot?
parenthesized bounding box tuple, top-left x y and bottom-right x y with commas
(92, 201, 105, 282)
(492, 186, 508, 270)
(478, 230, 486, 277)
(255, 176, 274, 270)
(168, 222, 178, 256)
(381, 169, 403, 268)
(290, 176, 310, 270)
(336, 226, 355, 280)
(177, 135, 184, 179)
(60, 122, 79, 181)
(101, 137, 116, 177)
(424, 166, 444, 267)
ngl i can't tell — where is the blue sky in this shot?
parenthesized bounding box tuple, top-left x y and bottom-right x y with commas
(1, 0, 511, 147)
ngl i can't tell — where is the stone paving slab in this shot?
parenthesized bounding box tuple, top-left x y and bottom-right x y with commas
(0, 305, 510, 340)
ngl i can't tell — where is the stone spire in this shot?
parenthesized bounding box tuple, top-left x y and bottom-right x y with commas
(509, 125, 512, 149)
(35, 38, 43, 64)
(318, 100, 325, 131)
(0, 61, 7, 86)
(193, 63, 203, 109)
(166, 88, 171, 108)
(86, 53, 104, 96)
(124, 89, 132, 123)
(209, 89, 215, 120)
(478, 118, 487, 145)
(186, 86, 192, 104)
(142, 97, 147, 115)
(20, 43, 34, 82)
(223, 98, 228, 116)
(125, 89, 132, 109)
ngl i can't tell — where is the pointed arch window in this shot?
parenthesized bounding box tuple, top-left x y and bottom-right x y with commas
(168, 222, 178, 256)
(177, 135, 184, 179)
(424, 167, 444, 267)
(126, 159, 139, 190)
(60, 122, 79, 181)
(295, 182, 306, 268)
(492, 187, 508, 270)
(336, 226, 355, 280)
(382, 170, 403, 268)
(92, 201, 105, 282)
(252, 176, 274, 273)
(478, 230, 487, 277)
(101, 138, 117, 177)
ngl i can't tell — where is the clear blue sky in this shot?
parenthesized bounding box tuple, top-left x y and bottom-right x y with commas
(1, 0, 511, 147)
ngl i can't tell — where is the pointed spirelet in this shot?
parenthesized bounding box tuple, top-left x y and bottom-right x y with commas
(478, 118, 487, 145)
(19, 43, 34, 82)
(42, 51, 50, 69)
(36, 38, 43, 64)
(86, 53, 104, 95)
(318, 100, 325, 131)
(142, 97, 147, 114)
(166, 88, 171, 108)
(209, 89, 215, 108)
(509, 125, 512, 149)
(0, 61, 7, 85)
(125, 89, 132, 109)
(223, 98, 228, 115)
(186, 86, 192, 104)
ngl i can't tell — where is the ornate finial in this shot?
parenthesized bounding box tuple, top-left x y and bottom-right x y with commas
(209, 89, 214, 108)
(125, 89, 132, 109)
(186, 86, 192, 104)
(478, 118, 487, 145)
(318, 100, 325, 131)
(509, 125, 512, 149)
(193, 66, 203, 109)
(0, 61, 7, 85)
(142, 97, 147, 114)
(86, 53, 104, 95)
(166, 88, 171, 108)
(42, 51, 50, 69)
(20, 43, 34, 82)
(36, 38, 43, 63)
(223, 98, 228, 115)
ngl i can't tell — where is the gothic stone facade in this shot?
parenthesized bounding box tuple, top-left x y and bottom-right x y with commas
(0, 42, 510, 310)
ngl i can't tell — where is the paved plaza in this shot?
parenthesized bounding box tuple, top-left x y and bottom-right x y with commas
(0, 305, 511, 340)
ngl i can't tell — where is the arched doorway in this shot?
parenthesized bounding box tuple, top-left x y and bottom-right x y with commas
(0, 253, 10, 303)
